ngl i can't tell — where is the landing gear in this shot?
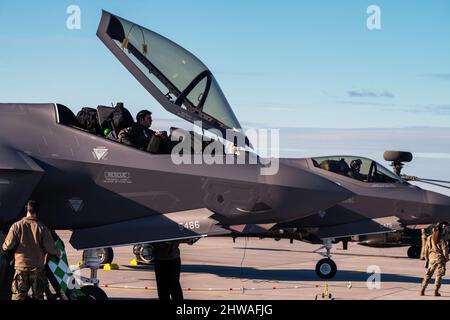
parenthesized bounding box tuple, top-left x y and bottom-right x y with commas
(45, 238, 109, 300)
(98, 247, 114, 265)
(314, 238, 337, 279)
(133, 244, 155, 264)
(79, 249, 107, 299)
(80, 285, 108, 300)
(316, 258, 337, 279)
(407, 245, 421, 259)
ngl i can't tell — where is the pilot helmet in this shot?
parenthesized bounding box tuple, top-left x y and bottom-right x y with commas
(436, 221, 449, 233)
(350, 159, 362, 169)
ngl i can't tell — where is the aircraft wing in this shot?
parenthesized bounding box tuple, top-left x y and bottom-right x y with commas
(0, 146, 44, 227)
(317, 216, 403, 239)
(69, 208, 231, 250)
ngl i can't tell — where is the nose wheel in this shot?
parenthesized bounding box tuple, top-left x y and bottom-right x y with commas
(314, 238, 338, 279)
(316, 258, 337, 279)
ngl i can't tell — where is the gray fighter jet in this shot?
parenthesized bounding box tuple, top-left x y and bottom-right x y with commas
(209, 151, 450, 278)
(0, 11, 352, 254)
(129, 152, 450, 278)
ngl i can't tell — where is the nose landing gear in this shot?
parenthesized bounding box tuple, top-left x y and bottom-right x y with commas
(314, 238, 337, 279)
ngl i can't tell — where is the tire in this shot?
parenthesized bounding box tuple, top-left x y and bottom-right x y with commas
(315, 258, 337, 279)
(407, 246, 421, 259)
(383, 151, 413, 163)
(133, 244, 155, 264)
(99, 247, 114, 265)
(80, 285, 108, 300)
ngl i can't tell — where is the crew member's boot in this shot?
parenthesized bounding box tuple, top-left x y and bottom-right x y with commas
(420, 287, 426, 296)
(435, 285, 441, 297)
(420, 279, 429, 296)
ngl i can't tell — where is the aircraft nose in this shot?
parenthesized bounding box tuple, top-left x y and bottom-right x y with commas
(424, 190, 450, 223)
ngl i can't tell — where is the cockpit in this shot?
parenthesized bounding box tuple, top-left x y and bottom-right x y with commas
(55, 103, 240, 157)
(312, 156, 403, 183)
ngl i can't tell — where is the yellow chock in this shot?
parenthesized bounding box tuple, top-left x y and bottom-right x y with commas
(103, 263, 119, 270)
(130, 259, 139, 266)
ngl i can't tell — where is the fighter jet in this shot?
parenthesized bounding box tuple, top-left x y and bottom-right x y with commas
(129, 150, 450, 279)
(0, 11, 352, 256)
(203, 151, 450, 278)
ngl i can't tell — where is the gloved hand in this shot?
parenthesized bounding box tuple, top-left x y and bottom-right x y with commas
(51, 249, 62, 260)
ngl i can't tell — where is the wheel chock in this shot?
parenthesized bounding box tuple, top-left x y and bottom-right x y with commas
(130, 259, 139, 266)
(103, 263, 119, 270)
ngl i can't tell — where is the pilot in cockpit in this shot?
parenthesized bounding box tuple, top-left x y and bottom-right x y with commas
(118, 110, 168, 153)
(348, 159, 365, 181)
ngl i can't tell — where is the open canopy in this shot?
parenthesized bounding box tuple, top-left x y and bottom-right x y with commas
(97, 11, 245, 143)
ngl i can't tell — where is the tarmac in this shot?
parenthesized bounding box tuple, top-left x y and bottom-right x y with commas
(57, 231, 450, 300)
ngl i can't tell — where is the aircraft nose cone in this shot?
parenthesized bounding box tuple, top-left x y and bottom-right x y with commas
(424, 190, 450, 223)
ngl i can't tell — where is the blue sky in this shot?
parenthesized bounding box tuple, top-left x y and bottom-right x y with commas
(0, 0, 449, 128)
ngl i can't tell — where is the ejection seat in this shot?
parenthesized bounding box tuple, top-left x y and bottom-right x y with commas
(97, 105, 118, 140)
(319, 159, 350, 177)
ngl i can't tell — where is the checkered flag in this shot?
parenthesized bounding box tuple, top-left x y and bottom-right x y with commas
(47, 240, 78, 292)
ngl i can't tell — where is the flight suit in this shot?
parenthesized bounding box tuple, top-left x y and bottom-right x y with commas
(2, 217, 59, 300)
(421, 234, 449, 296)
(118, 123, 165, 154)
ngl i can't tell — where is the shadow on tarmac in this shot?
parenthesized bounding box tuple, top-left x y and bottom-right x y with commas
(179, 264, 450, 284)
(233, 246, 410, 260)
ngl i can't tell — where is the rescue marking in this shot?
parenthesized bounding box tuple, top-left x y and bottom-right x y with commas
(103, 171, 132, 184)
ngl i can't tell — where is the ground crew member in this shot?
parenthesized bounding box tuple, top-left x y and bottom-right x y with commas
(420, 222, 449, 296)
(1, 200, 60, 300)
(420, 228, 428, 260)
(153, 241, 183, 300)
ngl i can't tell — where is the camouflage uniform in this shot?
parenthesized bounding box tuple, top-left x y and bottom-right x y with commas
(11, 269, 47, 300)
(421, 234, 449, 296)
(2, 216, 59, 300)
(420, 229, 428, 260)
